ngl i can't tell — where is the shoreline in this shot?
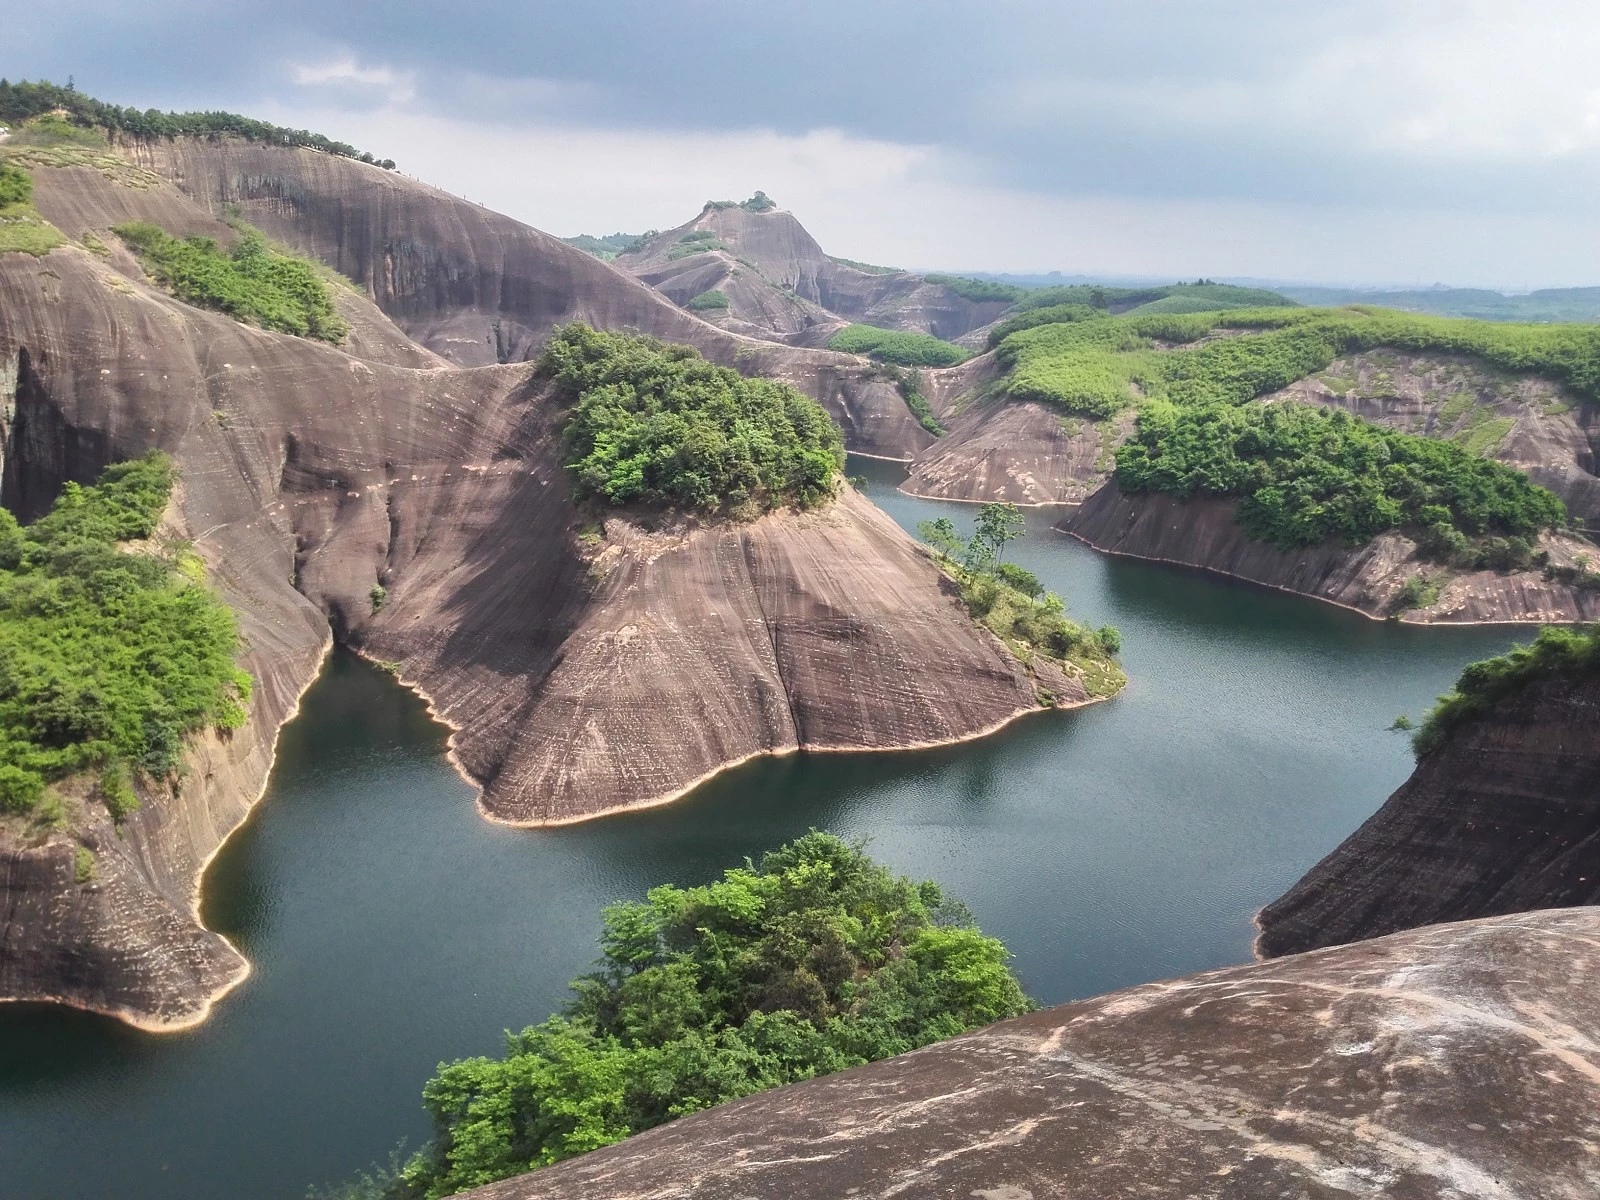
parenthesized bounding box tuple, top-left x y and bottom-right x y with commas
(896, 482, 1085, 509)
(1059, 528, 1558, 629)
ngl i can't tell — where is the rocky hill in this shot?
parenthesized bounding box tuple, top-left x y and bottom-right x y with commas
(610, 198, 1014, 344)
(1256, 631, 1600, 957)
(0, 134, 1102, 1027)
(462, 908, 1600, 1200)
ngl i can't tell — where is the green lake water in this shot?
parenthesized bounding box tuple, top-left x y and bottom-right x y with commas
(0, 457, 1523, 1198)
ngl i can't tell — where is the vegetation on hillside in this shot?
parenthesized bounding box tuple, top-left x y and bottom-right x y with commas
(827, 254, 901, 275)
(1116, 401, 1566, 551)
(1279, 285, 1600, 325)
(666, 229, 728, 260)
(320, 833, 1031, 1197)
(559, 232, 645, 262)
(704, 191, 776, 213)
(542, 324, 844, 513)
(923, 274, 1025, 304)
(0, 455, 251, 822)
(0, 78, 395, 167)
(0, 161, 66, 256)
(918, 504, 1124, 698)
(685, 289, 730, 311)
(828, 324, 970, 367)
(114, 220, 350, 342)
(1411, 625, 1600, 757)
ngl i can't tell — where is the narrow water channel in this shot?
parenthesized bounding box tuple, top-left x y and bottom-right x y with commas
(0, 458, 1523, 1199)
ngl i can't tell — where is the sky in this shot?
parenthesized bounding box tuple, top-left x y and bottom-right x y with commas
(6, 0, 1600, 287)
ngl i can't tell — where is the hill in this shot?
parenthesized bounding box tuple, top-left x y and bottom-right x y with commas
(1278, 284, 1600, 323)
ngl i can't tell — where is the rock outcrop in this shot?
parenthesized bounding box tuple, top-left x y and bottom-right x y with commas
(1256, 670, 1600, 958)
(614, 202, 1013, 344)
(0, 140, 1095, 1026)
(463, 908, 1600, 1200)
(1060, 484, 1600, 624)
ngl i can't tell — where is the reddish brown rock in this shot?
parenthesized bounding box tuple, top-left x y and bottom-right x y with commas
(463, 908, 1600, 1200)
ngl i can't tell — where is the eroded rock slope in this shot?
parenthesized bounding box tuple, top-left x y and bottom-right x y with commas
(1257, 670, 1600, 958)
(465, 909, 1600, 1200)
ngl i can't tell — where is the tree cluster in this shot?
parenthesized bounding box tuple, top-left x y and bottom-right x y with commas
(544, 324, 844, 513)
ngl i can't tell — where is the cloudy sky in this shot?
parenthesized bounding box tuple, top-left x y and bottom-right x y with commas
(7, 1, 1600, 286)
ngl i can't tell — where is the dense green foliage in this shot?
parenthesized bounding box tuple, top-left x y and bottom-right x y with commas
(543, 324, 844, 513)
(704, 192, 776, 213)
(1000, 280, 1295, 320)
(0, 455, 250, 820)
(559, 232, 645, 262)
(1412, 625, 1600, 756)
(923, 274, 1025, 304)
(375, 834, 1030, 1196)
(685, 289, 731, 311)
(114, 221, 349, 342)
(0, 162, 31, 206)
(828, 324, 970, 367)
(666, 230, 728, 260)
(893, 369, 945, 436)
(0, 78, 395, 167)
(917, 506, 1124, 697)
(1116, 402, 1565, 550)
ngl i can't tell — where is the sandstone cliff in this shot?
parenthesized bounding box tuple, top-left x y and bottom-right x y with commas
(614, 202, 1012, 344)
(1060, 483, 1600, 624)
(462, 908, 1600, 1200)
(0, 143, 1092, 1026)
(1256, 671, 1600, 958)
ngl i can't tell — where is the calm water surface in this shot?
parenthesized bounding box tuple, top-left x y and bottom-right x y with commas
(0, 458, 1524, 1199)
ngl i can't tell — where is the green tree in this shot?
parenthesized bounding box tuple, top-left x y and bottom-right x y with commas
(968, 502, 1025, 570)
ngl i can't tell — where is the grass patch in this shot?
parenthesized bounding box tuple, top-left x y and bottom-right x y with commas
(923, 274, 1024, 304)
(685, 289, 730, 311)
(0, 454, 251, 823)
(114, 219, 349, 342)
(542, 324, 843, 514)
(828, 324, 969, 367)
(0, 162, 66, 255)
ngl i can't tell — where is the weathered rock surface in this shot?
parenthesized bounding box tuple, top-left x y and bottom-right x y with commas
(615, 203, 1012, 344)
(464, 908, 1600, 1200)
(0, 142, 1082, 1024)
(1061, 484, 1600, 624)
(1257, 672, 1600, 958)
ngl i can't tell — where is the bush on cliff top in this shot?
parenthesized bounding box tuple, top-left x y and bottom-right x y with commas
(828, 324, 970, 367)
(543, 323, 844, 513)
(114, 220, 350, 343)
(1412, 625, 1600, 757)
(1114, 401, 1566, 551)
(0, 454, 251, 821)
(333, 833, 1030, 1197)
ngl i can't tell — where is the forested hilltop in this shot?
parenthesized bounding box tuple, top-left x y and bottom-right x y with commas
(0, 78, 395, 168)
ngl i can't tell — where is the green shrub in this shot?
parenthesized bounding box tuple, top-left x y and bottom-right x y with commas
(0, 454, 252, 821)
(923, 274, 1024, 304)
(0, 162, 32, 207)
(543, 324, 844, 513)
(560, 232, 644, 262)
(828, 325, 969, 367)
(1413, 626, 1600, 756)
(114, 221, 349, 342)
(739, 191, 775, 212)
(666, 236, 727, 261)
(1115, 401, 1565, 551)
(384, 833, 1030, 1195)
(685, 289, 730, 311)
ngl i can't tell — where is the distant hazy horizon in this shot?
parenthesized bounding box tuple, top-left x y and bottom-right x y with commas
(7, 1, 1600, 289)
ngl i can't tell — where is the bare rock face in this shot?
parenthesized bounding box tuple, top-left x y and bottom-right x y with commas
(615, 203, 1012, 343)
(463, 908, 1600, 1200)
(1257, 671, 1600, 958)
(0, 148, 1081, 1023)
(1061, 484, 1600, 624)
(902, 398, 1124, 506)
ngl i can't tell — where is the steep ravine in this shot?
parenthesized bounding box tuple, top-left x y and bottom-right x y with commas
(1256, 669, 1600, 958)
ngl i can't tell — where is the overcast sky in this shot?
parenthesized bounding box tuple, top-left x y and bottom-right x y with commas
(7, 0, 1600, 286)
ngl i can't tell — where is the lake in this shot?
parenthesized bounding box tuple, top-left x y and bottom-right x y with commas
(0, 458, 1522, 1198)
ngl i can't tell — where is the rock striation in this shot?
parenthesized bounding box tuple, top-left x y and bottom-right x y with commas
(0, 139, 1096, 1026)
(1060, 483, 1600, 624)
(462, 908, 1600, 1200)
(1256, 670, 1600, 958)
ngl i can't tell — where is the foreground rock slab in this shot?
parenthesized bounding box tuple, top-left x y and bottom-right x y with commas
(465, 909, 1600, 1200)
